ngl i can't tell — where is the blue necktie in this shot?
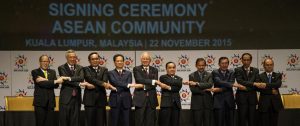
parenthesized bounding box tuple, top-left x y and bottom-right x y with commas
(268, 74, 272, 83)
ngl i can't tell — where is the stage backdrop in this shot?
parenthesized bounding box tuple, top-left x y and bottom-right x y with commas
(1, 49, 300, 110)
(1, 0, 300, 110)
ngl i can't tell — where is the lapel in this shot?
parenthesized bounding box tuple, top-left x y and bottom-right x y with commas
(241, 66, 252, 80)
(39, 68, 47, 78)
(271, 72, 276, 83)
(193, 71, 201, 82)
(140, 65, 148, 77)
(114, 69, 125, 78)
(202, 71, 208, 81)
(64, 63, 73, 76)
(218, 69, 227, 79)
(88, 65, 98, 75)
(262, 72, 268, 83)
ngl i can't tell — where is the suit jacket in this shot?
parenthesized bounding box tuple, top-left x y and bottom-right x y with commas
(212, 69, 235, 109)
(258, 72, 283, 112)
(83, 66, 108, 107)
(31, 68, 59, 108)
(159, 74, 182, 109)
(132, 65, 159, 108)
(234, 66, 260, 105)
(108, 69, 132, 108)
(58, 63, 84, 105)
(189, 71, 213, 110)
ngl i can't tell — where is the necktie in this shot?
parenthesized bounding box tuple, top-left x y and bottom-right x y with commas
(198, 72, 203, 81)
(118, 70, 122, 76)
(222, 71, 226, 77)
(246, 68, 250, 76)
(72, 89, 76, 96)
(94, 67, 98, 73)
(43, 70, 48, 79)
(70, 66, 75, 74)
(268, 73, 272, 83)
(144, 67, 149, 75)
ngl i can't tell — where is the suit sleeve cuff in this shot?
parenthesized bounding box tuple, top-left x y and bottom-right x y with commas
(152, 80, 155, 85)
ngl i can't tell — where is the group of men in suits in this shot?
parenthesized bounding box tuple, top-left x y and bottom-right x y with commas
(32, 51, 283, 126)
(186, 53, 283, 126)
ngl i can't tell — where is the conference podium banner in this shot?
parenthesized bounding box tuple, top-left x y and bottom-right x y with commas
(1, 0, 299, 50)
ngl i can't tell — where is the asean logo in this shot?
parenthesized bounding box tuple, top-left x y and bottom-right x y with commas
(76, 57, 81, 65)
(287, 54, 299, 68)
(16, 89, 27, 96)
(156, 89, 161, 96)
(288, 88, 300, 95)
(230, 54, 241, 68)
(27, 73, 34, 89)
(98, 56, 108, 67)
(152, 55, 164, 71)
(178, 55, 189, 68)
(0, 106, 6, 111)
(48, 55, 55, 68)
(124, 56, 134, 70)
(204, 55, 216, 70)
(279, 71, 287, 82)
(14, 54, 28, 72)
(180, 89, 190, 102)
(0, 72, 8, 85)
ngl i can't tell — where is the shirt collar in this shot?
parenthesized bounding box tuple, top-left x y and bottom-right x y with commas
(266, 72, 273, 76)
(40, 68, 47, 72)
(116, 68, 123, 72)
(67, 63, 74, 68)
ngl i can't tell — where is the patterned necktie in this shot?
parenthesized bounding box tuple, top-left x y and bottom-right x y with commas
(43, 70, 48, 79)
(144, 67, 149, 75)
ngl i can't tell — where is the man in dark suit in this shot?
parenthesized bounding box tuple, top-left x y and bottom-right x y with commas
(234, 53, 260, 126)
(211, 57, 237, 126)
(83, 52, 116, 126)
(58, 50, 85, 126)
(31, 55, 64, 126)
(188, 58, 213, 126)
(158, 62, 184, 126)
(108, 54, 133, 126)
(255, 58, 283, 126)
(133, 52, 160, 126)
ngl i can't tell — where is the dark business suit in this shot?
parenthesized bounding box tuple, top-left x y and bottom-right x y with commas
(108, 69, 132, 126)
(234, 66, 260, 126)
(58, 63, 84, 126)
(83, 66, 108, 126)
(133, 65, 158, 126)
(212, 69, 235, 126)
(31, 68, 59, 126)
(158, 74, 182, 126)
(258, 72, 283, 126)
(189, 71, 213, 126)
